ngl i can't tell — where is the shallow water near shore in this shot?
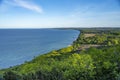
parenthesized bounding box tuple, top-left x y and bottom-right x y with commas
(0, 29, 79, 69)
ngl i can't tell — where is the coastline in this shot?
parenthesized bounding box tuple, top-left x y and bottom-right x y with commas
(1, 28, 120, 80)
(0, 29, 80, 69)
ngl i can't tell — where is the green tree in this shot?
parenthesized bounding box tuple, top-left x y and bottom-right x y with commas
(108, 41, 112, 46)
(3, 71, 20, 80)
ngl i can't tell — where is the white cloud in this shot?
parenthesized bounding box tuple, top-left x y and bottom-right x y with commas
(1, 0, 43, 13)
(13, 0, 43, 13)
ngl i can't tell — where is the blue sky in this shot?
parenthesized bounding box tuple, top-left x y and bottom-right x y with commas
(0, 0, 120, 28)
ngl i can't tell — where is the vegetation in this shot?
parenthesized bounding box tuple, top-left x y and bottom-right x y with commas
(1, 28, 120, 80)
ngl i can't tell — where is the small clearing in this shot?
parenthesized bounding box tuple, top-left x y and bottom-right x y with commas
(84, 34, 96, 38)
(78, 44, 102, 50)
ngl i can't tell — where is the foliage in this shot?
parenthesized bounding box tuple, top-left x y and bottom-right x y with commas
(1, 29, 120, 80)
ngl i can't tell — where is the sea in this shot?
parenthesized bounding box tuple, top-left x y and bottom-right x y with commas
(0, 29, 79, 69)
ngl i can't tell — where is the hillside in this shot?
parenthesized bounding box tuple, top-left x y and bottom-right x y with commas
(1, 28, 120, 80)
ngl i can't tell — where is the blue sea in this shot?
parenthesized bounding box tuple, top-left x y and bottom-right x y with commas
(0, 29, 79, 69)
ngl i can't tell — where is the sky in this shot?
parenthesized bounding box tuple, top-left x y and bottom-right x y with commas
(0, 0, 120, 28)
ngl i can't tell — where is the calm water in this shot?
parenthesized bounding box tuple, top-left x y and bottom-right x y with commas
(0, 29, 79, 69)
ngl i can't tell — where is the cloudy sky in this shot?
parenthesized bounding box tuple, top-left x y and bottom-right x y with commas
(0, 0, 120, 28)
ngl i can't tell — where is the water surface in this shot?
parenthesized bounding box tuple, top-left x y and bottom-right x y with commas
(0, 29, 79, 69)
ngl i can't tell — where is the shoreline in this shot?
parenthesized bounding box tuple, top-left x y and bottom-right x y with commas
(0, 29, 80, 70)
(1, 28, 120, 80)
